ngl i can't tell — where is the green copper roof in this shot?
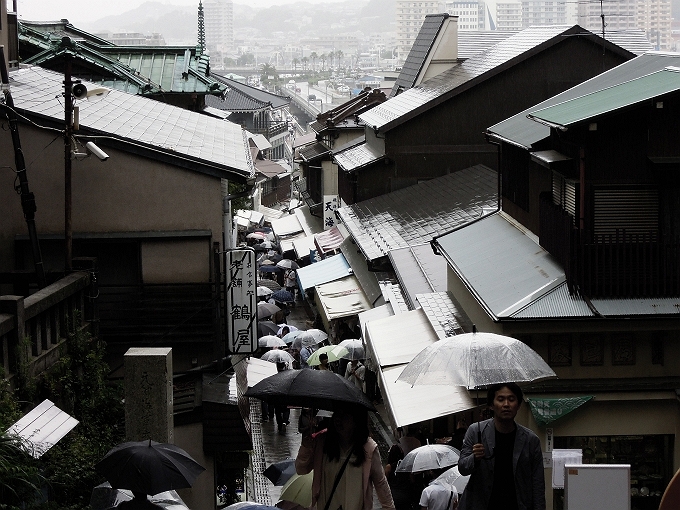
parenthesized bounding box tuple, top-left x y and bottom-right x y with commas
(528, 66, 680, 129)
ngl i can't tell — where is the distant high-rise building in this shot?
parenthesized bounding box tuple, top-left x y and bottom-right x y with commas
(445, 1, 485, 30)
(396, 0, 447, 60)
(203, 0, 233, 53)
(522, 0, 577, 27)
(579, 0, 672, 50)
(495, 2, 522, 30)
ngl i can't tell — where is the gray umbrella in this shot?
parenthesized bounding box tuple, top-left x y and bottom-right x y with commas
(395, 444, 460, 473)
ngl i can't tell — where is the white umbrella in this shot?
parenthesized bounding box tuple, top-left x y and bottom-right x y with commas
(257, 286, 274, 297)
(258, 335, 287, 348)
(246, 232, 267, 240)
(397, 331, 556, 389)
(433, 465, 470, 494)
(338, 339, 365, 360)
(395, 444, 460, 473)
(276, 259, 299, 270)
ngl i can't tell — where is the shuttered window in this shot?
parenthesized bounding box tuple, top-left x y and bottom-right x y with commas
(552, 172, 577, 224)
(593, 188, 659, 239)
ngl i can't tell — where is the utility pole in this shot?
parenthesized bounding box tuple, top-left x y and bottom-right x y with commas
(0, 46, 47, 288)
(63, 46, 74, 272)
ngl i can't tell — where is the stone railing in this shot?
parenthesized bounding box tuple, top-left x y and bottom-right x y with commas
(0, 271, 91, 387)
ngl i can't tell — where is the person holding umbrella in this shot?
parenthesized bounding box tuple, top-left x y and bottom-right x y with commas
(295, 405, 395, 510)
(457, 383, 545, 510)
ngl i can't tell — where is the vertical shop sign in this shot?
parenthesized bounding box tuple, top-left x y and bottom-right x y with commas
(225, 249, 257, 354)
(323, 195, 339, 230)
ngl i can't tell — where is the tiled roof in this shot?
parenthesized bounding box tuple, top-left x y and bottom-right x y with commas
(211, 73, 290, 110)
(19, 23, 224, 96)
(487, 52, 680, 149)
(390, 14, 450, 97)
(337, 164, 498, 261)
(416, 291, 469, 338)
(311, 89, 387, 134)
(333, 142, 385, 172)
(360, 25, 634, 133)
(298, 141, 331, 162)
(7, 66, 253, 179)
(457, 31, 518, 59)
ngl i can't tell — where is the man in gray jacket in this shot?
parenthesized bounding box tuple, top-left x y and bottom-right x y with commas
(458, 383, 545, 510)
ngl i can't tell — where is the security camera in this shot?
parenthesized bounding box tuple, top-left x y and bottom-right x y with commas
(86, 141, 109, 161)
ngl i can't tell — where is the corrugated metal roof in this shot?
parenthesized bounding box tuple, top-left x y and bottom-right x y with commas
(337, 165, 498, 262)
(416, 291, 468, 338)
(254, 159, 287, 178)
(8, 66, 253, 179)
(258, 205, 287, 222)
(365, 308, 437, 367)
(296, 253, 351, 291)
(360, 25, 633, 133)
(527, 66, 680, 128)
(333, 141, 385, 172)
(589, 298, 680, 316)
(487, 52, 680, 149)
(270, 214, 303, 237)
(315, 275, 372, 320)
(510, 282, 592, 318)
(435, 213, 567, 319)
(378, 364, 475, 428)
(8, 400, 78, 458)
(340, 237, 382, 305)
(390, 14, 450, 96)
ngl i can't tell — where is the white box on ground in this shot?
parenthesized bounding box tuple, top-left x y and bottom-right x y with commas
(565, 464, 630, 510)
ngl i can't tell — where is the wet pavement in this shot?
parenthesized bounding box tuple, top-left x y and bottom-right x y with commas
(250, 296, 398, 508)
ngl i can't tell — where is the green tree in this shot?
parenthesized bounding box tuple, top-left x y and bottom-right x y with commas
(335, 50, 344, 68)
(260, 63, 279, 85)
(292, 58, 299, 71)
(310, 52, 318, 71)
(0, 431, 42, 510)
(319, 53, 327, 71)
(301, 57, 309, 71)
(237, 53, 255, 66)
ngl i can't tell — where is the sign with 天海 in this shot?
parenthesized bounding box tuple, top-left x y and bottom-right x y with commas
(226, 249, 258, 354)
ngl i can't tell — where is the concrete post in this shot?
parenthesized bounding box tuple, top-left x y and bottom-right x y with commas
(124, 347, 173, 443)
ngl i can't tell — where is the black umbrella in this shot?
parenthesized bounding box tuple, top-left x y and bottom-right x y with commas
(263, 458, 297, 486)
(258, 279, 282, 291)
(244, 368, 376, 412)
(95, 440, 205, 496)
(258, 320, 280, 337)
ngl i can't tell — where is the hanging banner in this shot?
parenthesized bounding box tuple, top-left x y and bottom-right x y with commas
(527, 396, 594, 426)
(225, 249, 258, 354)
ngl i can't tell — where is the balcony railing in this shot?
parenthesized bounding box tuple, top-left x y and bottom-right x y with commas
(0, 272, 91, 387)
(539, 195, 680, 297)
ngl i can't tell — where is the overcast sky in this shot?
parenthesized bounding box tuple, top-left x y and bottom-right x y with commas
(17, 0, 336, 24)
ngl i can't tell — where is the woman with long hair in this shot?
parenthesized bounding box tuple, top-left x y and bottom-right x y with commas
(295, 406, 395, 510)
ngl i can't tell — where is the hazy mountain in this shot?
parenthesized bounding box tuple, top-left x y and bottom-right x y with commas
(77, 0, 395, 45)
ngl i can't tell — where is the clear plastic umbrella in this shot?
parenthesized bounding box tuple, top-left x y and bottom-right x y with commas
(257, 302, 281, 319)
(432, 465, 470, 494)
(261, 350, 295, 366)
(257, 286, 274, 297)
(282, 330, 304, 345)
(258, 335, 287, 348)
(397, 331, 556, 389)
(338, 339, 365, 360)
(395, 444, 460, 473)
(276, 259, 299, 270)
(292, 329, 328, 350)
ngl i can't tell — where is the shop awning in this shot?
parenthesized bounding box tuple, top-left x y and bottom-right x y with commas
(379, 365, 475, 428)
(315, 226, 345, 256)
(259, 205, 287, 223)
(292, 234, 318, 259)
(365, 308, 438, 368)
(246, 357, 277, 387)
(527, 396, 594, 426)
(280, 231, 310, 255)
(271, 214, 304, 237)
(359, 303, 395, 340)
(315, 275, 372, 321)
(297, 253, 352, 292)
(340, 237, 382, 305)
